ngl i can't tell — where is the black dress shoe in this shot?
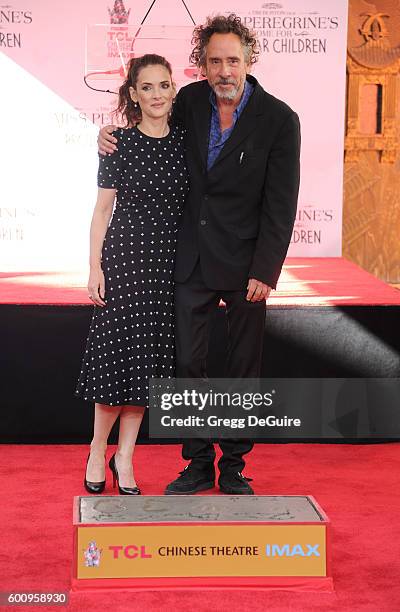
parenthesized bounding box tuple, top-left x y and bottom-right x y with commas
(84, 453, 105, 494)
(165, 464, 215, 495)
(218, 471, 254, 495)
(109, 454, 141, 495)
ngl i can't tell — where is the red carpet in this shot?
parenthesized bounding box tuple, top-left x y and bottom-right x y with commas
(1, 443, 399, 611)
(1, 258, 399, 306)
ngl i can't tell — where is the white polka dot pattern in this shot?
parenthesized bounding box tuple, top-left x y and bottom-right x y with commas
(75, 125, 189, 406)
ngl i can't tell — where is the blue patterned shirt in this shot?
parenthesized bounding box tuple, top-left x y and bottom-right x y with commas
(207, 80, 254, 170)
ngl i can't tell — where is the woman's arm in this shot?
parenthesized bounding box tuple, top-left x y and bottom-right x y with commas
(88, 187, 116, 306)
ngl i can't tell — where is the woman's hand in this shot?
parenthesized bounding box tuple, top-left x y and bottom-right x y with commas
(98, 125, 118, 155)
(88, 266, 106, 307)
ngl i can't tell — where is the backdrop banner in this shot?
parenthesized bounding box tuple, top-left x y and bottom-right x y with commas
(0, 0, 348, 272)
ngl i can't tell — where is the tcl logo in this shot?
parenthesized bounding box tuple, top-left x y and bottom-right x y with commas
(109, 545, 152, 559)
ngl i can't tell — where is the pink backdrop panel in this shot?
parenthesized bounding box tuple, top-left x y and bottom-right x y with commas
(0, 0, 348, 271)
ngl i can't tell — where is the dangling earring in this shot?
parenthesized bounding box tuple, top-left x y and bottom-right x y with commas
(133, 101, 139, 108)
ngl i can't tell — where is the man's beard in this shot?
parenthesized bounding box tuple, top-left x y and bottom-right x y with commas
(213, 78, 240, 101)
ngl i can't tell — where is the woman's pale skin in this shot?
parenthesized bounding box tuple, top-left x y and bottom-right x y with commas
(86, 64, 176, 487)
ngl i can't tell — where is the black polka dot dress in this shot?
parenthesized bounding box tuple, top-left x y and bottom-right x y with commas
(75, 125, 189, 406)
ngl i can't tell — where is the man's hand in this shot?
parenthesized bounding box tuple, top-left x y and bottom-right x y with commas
(246, 278, 272, 302)
(98, 124, 118, 155)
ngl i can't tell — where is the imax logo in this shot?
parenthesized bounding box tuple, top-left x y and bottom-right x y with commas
(265, 544, 320, 557)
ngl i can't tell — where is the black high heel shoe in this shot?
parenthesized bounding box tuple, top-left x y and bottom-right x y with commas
(84, 453, 105, 494)
(109, 453, 141, 495)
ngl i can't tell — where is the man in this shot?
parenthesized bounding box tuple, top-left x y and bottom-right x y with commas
(99, 14, 301, 495)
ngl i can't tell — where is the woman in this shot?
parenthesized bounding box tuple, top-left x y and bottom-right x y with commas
(75, 54, 189, 495)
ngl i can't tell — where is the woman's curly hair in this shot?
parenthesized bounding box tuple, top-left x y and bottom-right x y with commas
(189, 14, 259, 68)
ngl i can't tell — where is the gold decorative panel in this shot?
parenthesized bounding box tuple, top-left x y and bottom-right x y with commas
(343, 0, 400, 283)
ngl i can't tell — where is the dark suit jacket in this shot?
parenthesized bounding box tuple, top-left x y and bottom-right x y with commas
(172, 74, 301, 290)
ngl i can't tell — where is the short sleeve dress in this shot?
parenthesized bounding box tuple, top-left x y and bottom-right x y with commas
(75, 125, 189, 407)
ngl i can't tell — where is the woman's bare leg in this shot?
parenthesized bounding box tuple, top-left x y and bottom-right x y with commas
(115, 405, 145, 487)
(86, 402, 121, 481)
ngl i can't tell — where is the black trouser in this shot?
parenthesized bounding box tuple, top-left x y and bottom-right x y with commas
(174, 260, 266, 474)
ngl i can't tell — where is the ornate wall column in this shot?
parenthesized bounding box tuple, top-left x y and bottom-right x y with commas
(343, 2, 400, 282)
